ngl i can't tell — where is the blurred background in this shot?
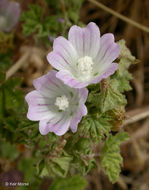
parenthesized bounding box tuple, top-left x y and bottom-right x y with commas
(0, 0, 149, 189)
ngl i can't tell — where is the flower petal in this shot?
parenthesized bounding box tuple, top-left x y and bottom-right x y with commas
(91, 62, 118, 84)
(56, 70, 88, 89)
(47, 51, 70, 70)
(53, 36, 78, 65)
(50, 117, 71, 136)
(68, 22, 100, 58)
(70, 88, 88, 132)
(78, 88, 88, 103)
(33, 70, 67, 97)
(47, 36, 78, 71)
(25, 90, 57, 121)
(39, 119, 50, 135)
(39, 113, 71, 136)
(70, 103, 87, 133)
(95, 33, 120, 65)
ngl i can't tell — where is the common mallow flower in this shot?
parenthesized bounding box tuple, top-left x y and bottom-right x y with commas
(25, 70, 88, 136)
(0, 0, 20, 32)
(47, 22, 120, 88)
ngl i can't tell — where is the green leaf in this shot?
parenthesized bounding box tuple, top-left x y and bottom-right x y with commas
(75, 137, 91, 152)
(65, 135, 96, 175)
(18, 119, 38, 130)
(68, 0, 84, 23)
(71, 155, 96, 176)
(79, 117, 111, 144)
(40, 154, 73, 178)
(108, 39, 135, 93)
(20, 4, 43, 36)
(4, 116, 19, 132)
(98, 87, 127, 113)
(2, 77, 24, 113)
(87, 91, 101, 111)
(52, 156, 73, 176)
(0, 32, 14, 54)
(50, 175, 87, 190)
(100, 131, 129, 183)
(110, 77, 132, 93)
(0, 52, 12, 71)
(0, 142, 19, 161)
(118, 39, 135, 62)
(19, 158, 36, 181)
(111, 56, 133, 93)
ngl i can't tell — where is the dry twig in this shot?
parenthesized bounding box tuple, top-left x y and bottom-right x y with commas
(88, 0, 149, 33)
(6, 52, 30, 80)
(124, 106, 149, 126)
(6, 46, 47, 80)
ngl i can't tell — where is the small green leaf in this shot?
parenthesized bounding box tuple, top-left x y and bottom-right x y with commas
(40, 155, 73, 178)
(118, 39, 135, 62)
(4, 117, 19, 132)
(52, 155, 73, 176)
(100, 131, 129, 183)
(110, 77, 132, 93)
(2, 77, 24, 113)
(98, 87, 127, 113)
(79, 117, 111, 144)
(109, 39, 134, 93)
(75, 138, 91, 152)
(68, 0, 84, 23)
(50, 175, 87, 190)
(20, 4, 43, 36)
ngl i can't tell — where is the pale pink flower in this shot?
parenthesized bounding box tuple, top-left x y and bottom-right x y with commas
(25, 70, 88, 136)
(47, 22, 120, 88)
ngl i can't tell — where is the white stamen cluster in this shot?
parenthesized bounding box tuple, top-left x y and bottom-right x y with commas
(77, 56, 94, 81)
(55, 95, 69, 111)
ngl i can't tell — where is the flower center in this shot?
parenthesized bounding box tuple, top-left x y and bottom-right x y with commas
(77, 56, 94, 81)
(55, 95, 69, 111)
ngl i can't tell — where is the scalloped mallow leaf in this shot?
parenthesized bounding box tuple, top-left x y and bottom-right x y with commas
(98, 86, 127, 113)
(100, 131, 129, 183)
(78, 116, 111, 144)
